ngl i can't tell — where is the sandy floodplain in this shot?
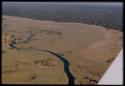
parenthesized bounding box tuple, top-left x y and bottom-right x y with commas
(2, 15, 122, 85)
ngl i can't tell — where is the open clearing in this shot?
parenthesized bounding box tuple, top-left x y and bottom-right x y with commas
(2, 15, 122, 84)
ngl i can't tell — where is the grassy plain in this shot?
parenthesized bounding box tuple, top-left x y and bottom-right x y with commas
(2, 15, 122, 84)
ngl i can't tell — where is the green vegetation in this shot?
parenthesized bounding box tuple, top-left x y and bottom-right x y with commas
(3, 3, 122, 31)
(2, 50, 7, 54)
(58, 53, 65, 56)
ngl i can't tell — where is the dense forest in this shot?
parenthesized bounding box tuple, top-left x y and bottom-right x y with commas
(2, 2, 123, 31)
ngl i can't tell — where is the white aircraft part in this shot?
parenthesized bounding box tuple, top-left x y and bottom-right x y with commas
(98, 49, 123, 85)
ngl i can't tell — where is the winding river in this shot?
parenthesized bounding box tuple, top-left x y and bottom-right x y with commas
(11, 46, 75, 85)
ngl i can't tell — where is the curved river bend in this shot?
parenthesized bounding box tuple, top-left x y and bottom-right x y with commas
(12, 46, 75, 85)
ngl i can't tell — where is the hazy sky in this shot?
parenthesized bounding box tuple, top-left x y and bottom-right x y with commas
(2, 2, 123, 6)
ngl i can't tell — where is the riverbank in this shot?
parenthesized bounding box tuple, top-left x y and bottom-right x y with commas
(2, 15, 122, 84)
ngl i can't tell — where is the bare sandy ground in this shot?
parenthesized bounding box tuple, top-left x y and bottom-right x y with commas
(2, 15, 122, 84)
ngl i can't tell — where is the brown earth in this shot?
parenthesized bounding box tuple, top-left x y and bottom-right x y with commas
(2, 15, 122, 85)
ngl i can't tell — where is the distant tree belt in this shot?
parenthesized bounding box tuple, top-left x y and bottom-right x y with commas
(4, 14, 122, 31)
(3, 4, 122, 31)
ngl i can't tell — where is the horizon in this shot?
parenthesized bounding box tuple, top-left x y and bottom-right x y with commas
(2, 2, 123, 6)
